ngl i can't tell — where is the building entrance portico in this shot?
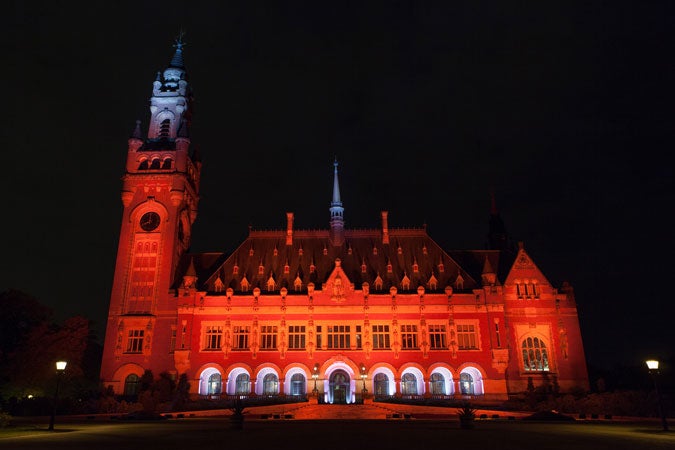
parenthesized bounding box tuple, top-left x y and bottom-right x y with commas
(329, 369, 350, 404)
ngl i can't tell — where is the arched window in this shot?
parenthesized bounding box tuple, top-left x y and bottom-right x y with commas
(401, 373, 417, 395)
(430, 372, 445, 395)
(208, 373, 222, 395)
(460, 372, 474, 395)
(162, 158, 172, 169)
(235, 373, 250, 394)
(374, 373, 389, 397)
(124, 374, 140, 396)
(150, 158, 161, 169)
(263, 373, 279, 395)
(138, 160, 149, 170)
(290, 373, 306, 396)
(522, 337, 550, 371)
(159, 119, 171, 138)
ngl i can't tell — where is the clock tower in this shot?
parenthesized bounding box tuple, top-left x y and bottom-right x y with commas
(101, 37, 200, 386)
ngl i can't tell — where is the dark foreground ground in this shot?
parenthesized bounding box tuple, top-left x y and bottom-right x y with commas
(1, 416, 673, 450)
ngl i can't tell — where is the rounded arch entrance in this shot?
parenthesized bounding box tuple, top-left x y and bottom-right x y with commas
(328, 369, 351, 404)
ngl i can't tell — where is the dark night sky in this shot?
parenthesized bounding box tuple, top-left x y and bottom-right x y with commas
(5, 2, 674, 370)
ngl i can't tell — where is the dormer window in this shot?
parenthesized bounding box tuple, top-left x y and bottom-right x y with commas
(310, 263, 316, 273)
(422, 245, 428, 255)
(233, 264, 239, 275)
(258, 262, 264, 275)
(323, 246, 328, 256)
(249, 247, 254, 256)
(298, 247, 303, 256)
(428, 274, 438, 290)
(347, 244, 352, 255)
(397, 245, 402, 255)
(294, 275, 303, 292)
(240, 276, 250, 292)
(438, 261, 445, 273)
(284, 262, 290, 274)
(412, 258, 419, 273)
(214, 277, 224, 293)
(373, 246, 378, 256)
(273, 247, 278, 257)
(387, 262, 393, 274)
(267, 275, 276, 291)
(374, 274, 383, 290)
(401, 273, 410, 290)
(361, 260, 367, 274)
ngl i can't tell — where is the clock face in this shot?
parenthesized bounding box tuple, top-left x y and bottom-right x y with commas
(140, 211, 160, 231)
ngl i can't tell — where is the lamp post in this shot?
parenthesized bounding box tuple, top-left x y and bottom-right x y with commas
(360, 364, 368, 397)
(312, 364, 319, 396)
(48, 361, 67, 431)
(645, 359, 669, 431)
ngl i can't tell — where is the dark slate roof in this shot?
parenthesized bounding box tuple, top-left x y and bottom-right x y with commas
(171, 225, 518, 297)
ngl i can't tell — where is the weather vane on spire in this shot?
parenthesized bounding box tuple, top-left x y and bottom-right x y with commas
(174, 29, 187, 50)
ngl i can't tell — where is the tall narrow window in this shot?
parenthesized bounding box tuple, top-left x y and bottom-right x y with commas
(204, 325, 223, 350)
(316, 325, 322, 349)
(401, 324, 418, 349)
(457, 324, 478, 350)
(260, 325, 278, 350)
(233, 326, 250, 350)
(374, 373, 389, 397)
(460, 373, 474, 394)
(522, 337, 550, 371)
(288, 325, 306, 350)
(428, 324, 447, 349)
(126, 329, 144, 353)
(128, 239, 158, 313)
(372, 325, 390, 349)
(169, 326, 177, 353)
(495, 321, 501, 348)
(355, 325, 362, 349)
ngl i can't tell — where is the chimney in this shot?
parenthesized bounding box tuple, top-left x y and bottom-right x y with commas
(286, 212, 294, 246)
(381, 211, 389, 244)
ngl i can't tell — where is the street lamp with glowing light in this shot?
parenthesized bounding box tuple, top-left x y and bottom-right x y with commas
(48, 360, 67, 431)
(645, 359, 669, 431)
(312, 364, 319, 396)
(360, 364, 368, 396)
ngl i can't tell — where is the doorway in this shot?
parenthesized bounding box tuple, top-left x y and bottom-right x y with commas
(329, 369, 350, 404)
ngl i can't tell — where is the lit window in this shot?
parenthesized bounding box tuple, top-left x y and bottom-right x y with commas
(204, 325, 223, 350)
(401, 324, 418, 349)
(372, 325, 390, 349)
(290, 373, 306, 396)
(428, 324, 447, 349)
(457, 324, 478, 350)
(430, 373, 445, 395)
(126, 329, 144, 353)
(401, 373, 417, 395)
(260, 325, 277, 350)
(288, 325, 306, 350)
(235, 373, 250, 394)
(233, 326, 250, 350)
(208, 373, 221, 395)
(522, 337, 550, 372)
(327, 325, 351, 349)
(263, 373, 279, 395)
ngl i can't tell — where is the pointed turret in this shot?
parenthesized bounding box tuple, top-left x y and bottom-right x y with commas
(329, 158, 345, 246)
(481, 255, 497, 286)
(487, 190, 509, 252)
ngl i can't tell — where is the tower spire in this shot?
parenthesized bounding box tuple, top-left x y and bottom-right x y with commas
(329, 158, 345, 246)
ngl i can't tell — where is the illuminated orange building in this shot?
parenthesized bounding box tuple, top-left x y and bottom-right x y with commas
(100, 42, 589, 403)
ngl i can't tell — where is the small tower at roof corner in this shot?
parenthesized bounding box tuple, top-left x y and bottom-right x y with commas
(487, 189, 509, 252)
(329, 158, 345, 247)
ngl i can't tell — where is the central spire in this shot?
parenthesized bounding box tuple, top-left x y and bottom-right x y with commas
(329, 158, 345, 246)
